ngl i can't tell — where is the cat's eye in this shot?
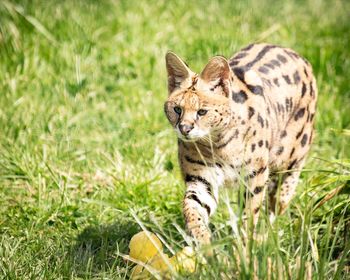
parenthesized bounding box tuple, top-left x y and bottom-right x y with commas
(197, 109, 208, 116)
(174, 106, 182, 114)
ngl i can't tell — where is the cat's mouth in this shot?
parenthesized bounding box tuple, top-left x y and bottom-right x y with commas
(175, 127, 209, 142)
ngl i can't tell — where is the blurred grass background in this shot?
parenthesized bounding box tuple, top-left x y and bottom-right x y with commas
(0, 0, 349, 279)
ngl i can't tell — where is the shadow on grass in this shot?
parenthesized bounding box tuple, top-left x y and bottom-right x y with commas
(69, 219, 140, 276)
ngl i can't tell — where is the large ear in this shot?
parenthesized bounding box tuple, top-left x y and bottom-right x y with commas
(165, 51, 193, 93)
(198, 56, 231, 97)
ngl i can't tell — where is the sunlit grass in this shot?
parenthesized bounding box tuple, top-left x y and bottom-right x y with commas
(0, 0, 349, 279)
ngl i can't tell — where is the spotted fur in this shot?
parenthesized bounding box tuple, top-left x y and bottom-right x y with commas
(164, 43, 317, 245)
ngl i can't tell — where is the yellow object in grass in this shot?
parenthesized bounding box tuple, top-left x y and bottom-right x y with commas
(129, 231, 163, 263)
(170, 246, 196, 274)
(128, 231, 204, 279)
(130, 252, 174, 279)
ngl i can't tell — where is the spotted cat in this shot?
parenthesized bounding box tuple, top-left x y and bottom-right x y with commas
(164, 43, 317, 245)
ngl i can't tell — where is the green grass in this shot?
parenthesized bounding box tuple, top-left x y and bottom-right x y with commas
(0, 0, 349, 279)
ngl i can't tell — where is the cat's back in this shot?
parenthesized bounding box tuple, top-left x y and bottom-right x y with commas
(228, 43, 317, 170)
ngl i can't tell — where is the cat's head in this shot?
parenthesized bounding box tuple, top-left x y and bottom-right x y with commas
(164, 52, 233, 141)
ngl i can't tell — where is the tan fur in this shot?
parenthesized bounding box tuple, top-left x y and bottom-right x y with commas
(164, 43, 317, 245)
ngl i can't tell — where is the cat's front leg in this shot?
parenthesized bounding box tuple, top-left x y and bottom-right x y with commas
(183, 174, 219, 245)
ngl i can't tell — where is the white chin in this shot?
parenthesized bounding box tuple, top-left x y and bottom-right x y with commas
(176, 129, 208, 141)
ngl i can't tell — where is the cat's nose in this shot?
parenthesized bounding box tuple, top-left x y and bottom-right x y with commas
(179, 124, 194, 135)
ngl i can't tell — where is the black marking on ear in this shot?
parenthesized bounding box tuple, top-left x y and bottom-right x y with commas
(232, 90, 248, 103)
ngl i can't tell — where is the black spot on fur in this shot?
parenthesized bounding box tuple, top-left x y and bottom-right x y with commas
(258, 66, 269, 74)
(288, 159, 297, 170)
(296, 125, 305, 139)
(310, 82, 314, 97)
(283, 75, 291, 84)
(277, 54, 287, 63)
(254, 186, 263, 194)
(251, 144, 256, 152)
(271, 59, 281, 67)
(294, 108, 305, 121)
(301, 82, 307, 97)
(258, 140, 264, 147)
(232, 90, 248, 103)
(281, 130, 287, 138)
(273, 78, 280, 87)
(245, 45, 277, 69)
(241, 44, 255, 51)
(277, 146, 284, 155)
(248, 107, 255, 119)
(264, 63, 275, 70)
(229, 60, 239, 67)
(247, 85, 264, 97)
(310, 113, 315, 122)
(293, 71, 301, 84)
(257, 114, 264, 128)
(301, 133, 308, 147)
(232, 67, 246, 83)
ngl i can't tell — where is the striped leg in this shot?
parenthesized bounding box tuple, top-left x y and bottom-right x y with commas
(269, 159, 305, 217)
(183, 176, 218, 245)
(245, 165, 269, 226)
